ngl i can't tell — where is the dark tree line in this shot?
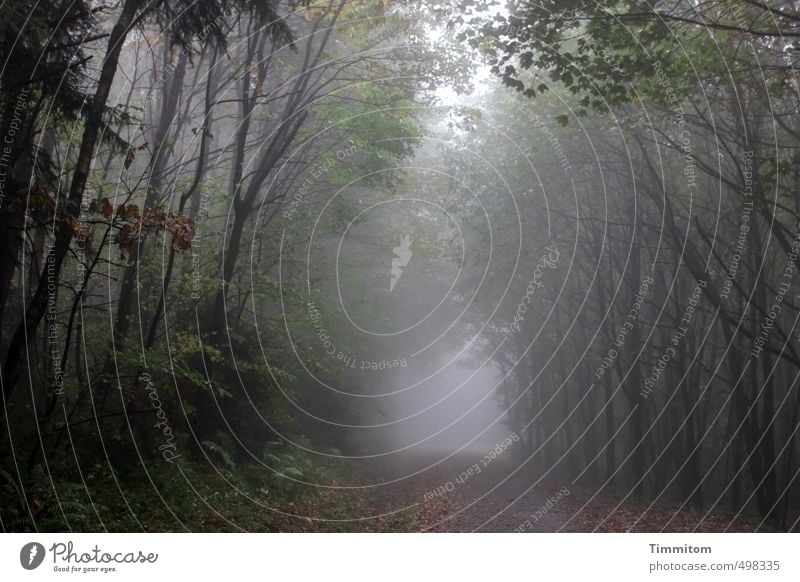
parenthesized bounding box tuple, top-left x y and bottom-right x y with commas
(0, 0, 446, 531)
(443, 0, 800, 530)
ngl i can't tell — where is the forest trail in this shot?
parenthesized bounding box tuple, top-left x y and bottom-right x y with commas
(371, 453, 761, 533)
(383, 453, 584, 532)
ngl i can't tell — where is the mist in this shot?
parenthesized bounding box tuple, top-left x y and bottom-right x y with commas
(2, 0, 800, 534)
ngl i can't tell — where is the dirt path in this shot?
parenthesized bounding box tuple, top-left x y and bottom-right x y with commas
(380, 453, 585, 532)
(374, 453, 760, 533)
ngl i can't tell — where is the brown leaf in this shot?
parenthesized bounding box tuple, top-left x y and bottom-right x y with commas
(100, 198, 113, 218)
(124, 149, 135, 170)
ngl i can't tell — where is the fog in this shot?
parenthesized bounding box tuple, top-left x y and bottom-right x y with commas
(2, 0, 800, 533)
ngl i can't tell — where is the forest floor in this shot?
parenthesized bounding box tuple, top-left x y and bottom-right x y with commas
(149, 453, 767, 532)
(24, 452, 766, 532)
(382, 453, 765, 533)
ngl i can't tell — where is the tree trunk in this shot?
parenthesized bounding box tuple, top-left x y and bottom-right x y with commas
(1, 0, 143, 417)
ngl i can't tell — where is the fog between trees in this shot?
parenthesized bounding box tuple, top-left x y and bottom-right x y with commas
(1, 0, 799, 532)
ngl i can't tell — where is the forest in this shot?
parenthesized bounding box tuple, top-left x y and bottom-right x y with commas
(1, 0, 800, 533)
